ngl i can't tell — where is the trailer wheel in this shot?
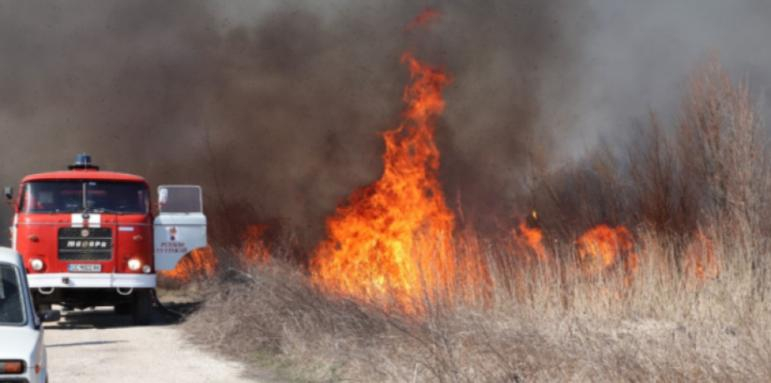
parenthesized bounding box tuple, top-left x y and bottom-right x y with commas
(132, 289, 154, 325)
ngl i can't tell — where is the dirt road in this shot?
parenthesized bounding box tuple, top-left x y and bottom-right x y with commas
(44, 307, 257, 383)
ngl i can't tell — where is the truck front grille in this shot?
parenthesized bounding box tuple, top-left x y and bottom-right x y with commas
(58, 227, 113, 261)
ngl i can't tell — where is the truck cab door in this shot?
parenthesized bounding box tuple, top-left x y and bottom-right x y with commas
(153, 185, 207, 271)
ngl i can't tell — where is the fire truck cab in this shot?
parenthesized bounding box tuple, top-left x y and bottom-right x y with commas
(4, 154, 207, 324)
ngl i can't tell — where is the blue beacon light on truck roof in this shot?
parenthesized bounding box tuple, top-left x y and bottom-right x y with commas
(68, 153, 100, 171)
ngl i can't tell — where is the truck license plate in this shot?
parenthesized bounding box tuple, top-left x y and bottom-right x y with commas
(68, 264, 102, 273)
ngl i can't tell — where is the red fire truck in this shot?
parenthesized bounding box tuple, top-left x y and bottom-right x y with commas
(4, 154, 207, 324)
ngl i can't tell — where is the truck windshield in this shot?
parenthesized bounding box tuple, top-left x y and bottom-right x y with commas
(22, 181, 149, 214)
(0, 264, 25, 326)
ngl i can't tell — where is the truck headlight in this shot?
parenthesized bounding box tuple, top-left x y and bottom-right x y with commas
(30, 258, 44, 271)
(128, 259, 142, 271)
(142, 265, 152, 274)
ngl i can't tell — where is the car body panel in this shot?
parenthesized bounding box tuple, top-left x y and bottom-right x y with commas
(0, 248, 48, 383)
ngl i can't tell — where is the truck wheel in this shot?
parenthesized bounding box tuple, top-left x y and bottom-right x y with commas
(131, 289, 154, 325)
(114, 303, 132, 315)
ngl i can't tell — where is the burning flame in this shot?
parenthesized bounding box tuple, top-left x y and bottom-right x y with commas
(576, 225, 637, 279)
(508, 211, 549, 263)
(513, 211, 549, 262)
(240, 224, 271, 265)
(161, 225, 270, 283)
(684, 231, 719, 281)
(159, 246, 218, 283)
(311, 52, 457, 314)
(405, 8, 441, 31)
(158, 11, 721, 304)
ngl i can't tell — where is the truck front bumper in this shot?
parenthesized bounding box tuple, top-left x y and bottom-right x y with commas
(27, 273, 156, 289)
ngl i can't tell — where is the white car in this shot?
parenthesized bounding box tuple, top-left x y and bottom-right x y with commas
(0, 247, 58, 383)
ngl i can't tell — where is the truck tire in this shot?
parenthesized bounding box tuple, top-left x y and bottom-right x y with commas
(114, 302, 132, 315)
(132, 289, 154, 325)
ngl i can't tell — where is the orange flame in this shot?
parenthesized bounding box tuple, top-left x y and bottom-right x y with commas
(240, 224, 271, 265)
(514, 222, 549, 262)
(311, 53, 457, 314)
(684, 231, 719, 281)
(576, 225, 637, 279)
(159, 246, 218, 283)
(405, 8, 441, 31)
(161, 225, 270, 284)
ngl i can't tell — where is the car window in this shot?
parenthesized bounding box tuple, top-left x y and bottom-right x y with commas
(0, 264, 26, 326)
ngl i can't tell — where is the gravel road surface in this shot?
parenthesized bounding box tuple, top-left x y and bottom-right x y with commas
(44, 307, 256, 383)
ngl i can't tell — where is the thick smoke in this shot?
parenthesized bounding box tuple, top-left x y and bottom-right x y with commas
(0, 1, 769, 250)
(0, 0, 567, 249)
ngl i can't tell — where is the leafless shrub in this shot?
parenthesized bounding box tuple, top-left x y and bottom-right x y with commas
(677, 59, 767, 232)
(527, 59, 768, 240)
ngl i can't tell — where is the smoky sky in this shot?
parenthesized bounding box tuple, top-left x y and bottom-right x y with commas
(0, 0, 769, 248)
(548, 0, 771, 156)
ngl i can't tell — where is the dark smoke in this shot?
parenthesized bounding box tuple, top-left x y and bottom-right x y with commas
(0, 0, 568, 249)
(1, 1, 769, 251)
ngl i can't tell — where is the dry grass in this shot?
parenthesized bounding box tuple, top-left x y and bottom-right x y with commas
(184, 60, 771, 382)
(185, 229, 770, 382)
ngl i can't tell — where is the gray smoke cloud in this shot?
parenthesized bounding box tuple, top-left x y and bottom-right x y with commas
(546, 0, 771, 157)
(0, 0, 769, 250)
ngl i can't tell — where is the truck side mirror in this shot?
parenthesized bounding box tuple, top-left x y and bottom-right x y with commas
(3, 186, 12, 201)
